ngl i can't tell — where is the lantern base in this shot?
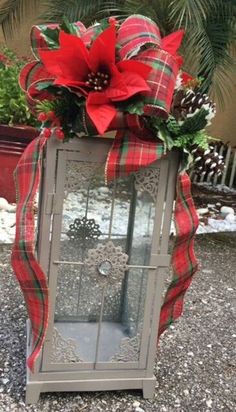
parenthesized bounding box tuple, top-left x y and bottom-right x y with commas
(25, 321, 156, 404)
(25, 376, 156, 404)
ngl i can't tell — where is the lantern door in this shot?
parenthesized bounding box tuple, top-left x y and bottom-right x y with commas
(37, 137, 178, 373)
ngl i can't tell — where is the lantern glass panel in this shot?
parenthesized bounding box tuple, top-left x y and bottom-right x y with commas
(51, 158, 158, 364)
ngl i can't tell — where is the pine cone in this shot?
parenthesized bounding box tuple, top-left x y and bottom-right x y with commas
(191, 145, 225, 178)
(172, 89, 216, 121)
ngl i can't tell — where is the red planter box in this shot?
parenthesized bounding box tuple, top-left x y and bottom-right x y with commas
(0, 125, 39, 203)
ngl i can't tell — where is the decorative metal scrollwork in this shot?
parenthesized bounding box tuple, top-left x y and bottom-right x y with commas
(134, 167, 160, 202)
(110, 334, 140, 362)
(65, 161, 102, 193)
(50, 327, 83, 364)
(84, 240, 128, 286)
(67, 217, 101, 243)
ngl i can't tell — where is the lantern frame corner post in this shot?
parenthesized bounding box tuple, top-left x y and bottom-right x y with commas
(25, 382, 42, 405)
(142, 377, 156, 399)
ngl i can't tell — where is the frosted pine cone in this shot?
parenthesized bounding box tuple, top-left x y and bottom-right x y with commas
(191, 145, 225, 178)
(172, 89, 216, 125)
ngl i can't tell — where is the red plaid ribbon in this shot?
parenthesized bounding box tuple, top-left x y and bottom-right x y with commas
(158, 172, 199, 336)
(11, 134, 48, 371)
(106, 115, 165, 181)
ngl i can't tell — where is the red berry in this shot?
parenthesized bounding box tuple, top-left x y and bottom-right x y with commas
(55, 128, 65, 140)
(37, 112, 48, 122)
(47, 110, 56, 121)
(43, 128, 52, 139)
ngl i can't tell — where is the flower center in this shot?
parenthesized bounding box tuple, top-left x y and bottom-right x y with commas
(86, 71, 110, 91)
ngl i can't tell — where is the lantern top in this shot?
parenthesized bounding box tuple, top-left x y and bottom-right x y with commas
(19, 14, 217, 175)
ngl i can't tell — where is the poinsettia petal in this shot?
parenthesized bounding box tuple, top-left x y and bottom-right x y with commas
(161, 30, 184, 56)
(39, 49, 83, 80)
(105, 65, 128, 100)
(86, 92, 117, 135)
(117, 60, 152, 80)
(110, 71, 150, 101)
(59, 31, 90, 65)
(39, 35, 90, 81)
(54, 78, 88, 95)
(54, 77, 87, 87)
(86, 91, 110, 105)
(89, 25, 116, 72)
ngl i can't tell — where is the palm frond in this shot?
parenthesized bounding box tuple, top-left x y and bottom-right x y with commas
(168, 0, 216, 29)
(98, 0, 173, 34)
(0, 0, 40, 38)
(41, 0, 123, 25)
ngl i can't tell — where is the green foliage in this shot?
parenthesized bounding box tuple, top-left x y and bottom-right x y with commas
(166, 116, 181, 136)
(149, 117, 174, 151)
(36, 90, 85, 140)
(125, 100, 145, 116)
(148, 111, 211, 161)
(173, 131, 209, 150)
(179, 109, 208, 134)
(0, 48, 37, 126)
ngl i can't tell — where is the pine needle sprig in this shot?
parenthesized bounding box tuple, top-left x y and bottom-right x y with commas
(179, 108, 208, 134)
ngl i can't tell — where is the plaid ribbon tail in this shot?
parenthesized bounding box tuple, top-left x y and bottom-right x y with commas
(158, 172, 199, 336)
(11, 134, 49, 371)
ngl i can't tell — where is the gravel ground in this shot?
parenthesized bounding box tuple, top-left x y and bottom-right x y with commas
(0, 233, 235, 412)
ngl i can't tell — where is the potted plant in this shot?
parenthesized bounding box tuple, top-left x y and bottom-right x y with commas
(0, 48, 39, 203)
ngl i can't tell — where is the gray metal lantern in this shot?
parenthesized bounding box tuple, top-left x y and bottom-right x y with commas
(26, 135, 179, 403)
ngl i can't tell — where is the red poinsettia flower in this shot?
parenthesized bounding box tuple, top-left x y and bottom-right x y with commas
(39, 25, 151, 134)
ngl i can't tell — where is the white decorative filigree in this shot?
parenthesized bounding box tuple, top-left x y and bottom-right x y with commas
(66, 161, 102, 193)
(134, 167, 160, 202)
(50, 327, 82, 363)
(110, 334, 140, 362)
(84, 240, 128, 286)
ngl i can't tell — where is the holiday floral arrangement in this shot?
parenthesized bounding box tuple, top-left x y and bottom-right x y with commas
(19, 15, 224, 178)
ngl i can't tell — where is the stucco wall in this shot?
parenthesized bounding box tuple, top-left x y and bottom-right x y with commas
(0, 4, 43, 54)
(0, 10, 235, 145)
(209, 78, 236, 146)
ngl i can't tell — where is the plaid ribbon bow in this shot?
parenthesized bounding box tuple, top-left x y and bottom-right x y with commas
(12, 16, 198, 371)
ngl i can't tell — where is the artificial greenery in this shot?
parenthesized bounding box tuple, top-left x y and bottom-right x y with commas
(0, 48, 37, 126)
(149, 111, 211, 169)
(36, 88, 85, 141)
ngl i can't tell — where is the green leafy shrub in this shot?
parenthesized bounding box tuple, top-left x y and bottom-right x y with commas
(0, 48, 37, 126)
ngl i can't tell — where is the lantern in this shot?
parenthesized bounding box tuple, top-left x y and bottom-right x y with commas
(25, 135, 179, 403)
